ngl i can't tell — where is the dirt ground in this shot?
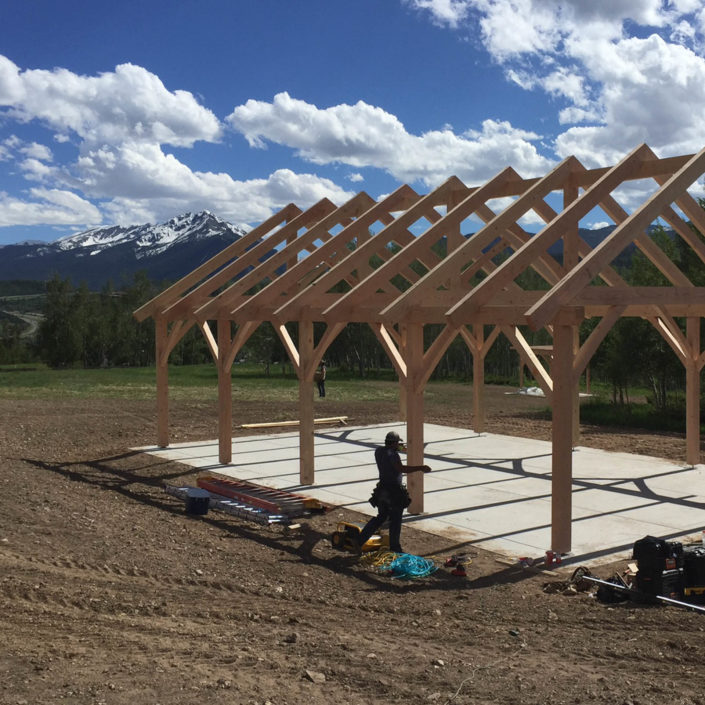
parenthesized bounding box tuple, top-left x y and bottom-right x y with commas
(2, 386, 705, 705)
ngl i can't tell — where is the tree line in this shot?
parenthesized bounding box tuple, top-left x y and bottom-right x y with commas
(1, 221, 703, 413)
(0, 271, 534, 381)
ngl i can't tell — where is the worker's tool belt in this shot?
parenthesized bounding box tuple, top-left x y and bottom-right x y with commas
(369, 482, 411, 509)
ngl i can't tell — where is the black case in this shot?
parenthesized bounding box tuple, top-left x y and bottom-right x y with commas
(185, 488, 210, 515)
(683, 546, 705, 587)
(635, 567, 684, 599)
(633, 535, 683, 571)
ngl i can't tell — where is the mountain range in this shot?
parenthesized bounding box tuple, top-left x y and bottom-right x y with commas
(0, 211, 246, 290)
(0, 212, 663, 293)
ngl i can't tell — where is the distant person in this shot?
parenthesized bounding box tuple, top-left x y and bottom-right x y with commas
(357, 431, 431, 554)
(315, 360, 327, 398)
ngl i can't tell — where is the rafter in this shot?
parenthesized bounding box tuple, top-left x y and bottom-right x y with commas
(230, 185, 421, 323)
(526, 145, 705, 330)
(190, 197, 341, 321)
(444, 144, 655, 326)
(383, 155, 582, 321)
(277, 176, 466, 320)
(134, 203, 302, 322)
(323, 167, 523, 319)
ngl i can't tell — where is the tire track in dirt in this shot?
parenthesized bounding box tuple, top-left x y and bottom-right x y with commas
(4, 395, 705, 705)
(1, 546, 422, 626)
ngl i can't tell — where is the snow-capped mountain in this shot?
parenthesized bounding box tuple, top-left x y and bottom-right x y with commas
(0, 212, 247, 289)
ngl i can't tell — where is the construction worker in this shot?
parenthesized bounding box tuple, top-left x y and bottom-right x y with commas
(315, 360, 327, 397)
(357, 430, 431, 554)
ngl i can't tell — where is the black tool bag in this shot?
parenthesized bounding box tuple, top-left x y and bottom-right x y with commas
(633, 535, 683, 571)
(595, 577, 629, 604)
(369, 482, 412, 509)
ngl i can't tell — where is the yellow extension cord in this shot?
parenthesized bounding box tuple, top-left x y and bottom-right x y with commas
(360, 549, 403, 569)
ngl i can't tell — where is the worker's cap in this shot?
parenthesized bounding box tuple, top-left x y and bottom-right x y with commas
(385, 431, 403, 446)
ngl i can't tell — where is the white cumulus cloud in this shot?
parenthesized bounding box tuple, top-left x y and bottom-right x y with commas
(403, 0, 473, 28)
(0, 57, 222, 148)
(412, 1, 705, 167)
(556, 34, 705, 164)
(99, 163, 354, 228)
(0, 188, 102, 227)
(20, 141, 52, 161)
(228, 92, 551, 186)
(0, 56, 357, 230)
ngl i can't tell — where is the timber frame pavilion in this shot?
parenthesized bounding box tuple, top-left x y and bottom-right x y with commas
(135, 144, 705, 553)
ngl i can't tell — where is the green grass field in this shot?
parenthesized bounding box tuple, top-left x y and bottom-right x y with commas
(0, 362, 406, 402)
(0, 362, 695, 433)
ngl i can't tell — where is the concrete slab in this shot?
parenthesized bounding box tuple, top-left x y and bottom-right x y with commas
(137, 422, 705, 566)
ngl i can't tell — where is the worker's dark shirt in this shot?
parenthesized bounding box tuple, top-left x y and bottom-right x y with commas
(375, 446, 401, 487)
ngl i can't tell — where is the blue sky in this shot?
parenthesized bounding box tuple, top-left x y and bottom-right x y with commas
(1, 0, 705, 245)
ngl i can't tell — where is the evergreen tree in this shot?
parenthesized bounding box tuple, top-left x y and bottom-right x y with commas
(37, 275, 82, 368)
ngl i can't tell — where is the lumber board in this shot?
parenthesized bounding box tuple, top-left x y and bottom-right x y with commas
(240, 416, 348, 429)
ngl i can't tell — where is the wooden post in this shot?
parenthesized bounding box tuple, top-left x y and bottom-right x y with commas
(686, 317, 701, 466)
(551, 322, 575, 554)
(563, 181, 581, 451)
(472, 325, 486, 433)
(217, 318, 233, 464)
(404, 323, 425, 514)
(155, 316, 169, 448)
(572, 327, 580, 448)
(299, 319, 315, 485)
(399, 382, 407, 421)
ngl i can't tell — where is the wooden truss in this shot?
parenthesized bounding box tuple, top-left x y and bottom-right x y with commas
(135, 143, 705, 553)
